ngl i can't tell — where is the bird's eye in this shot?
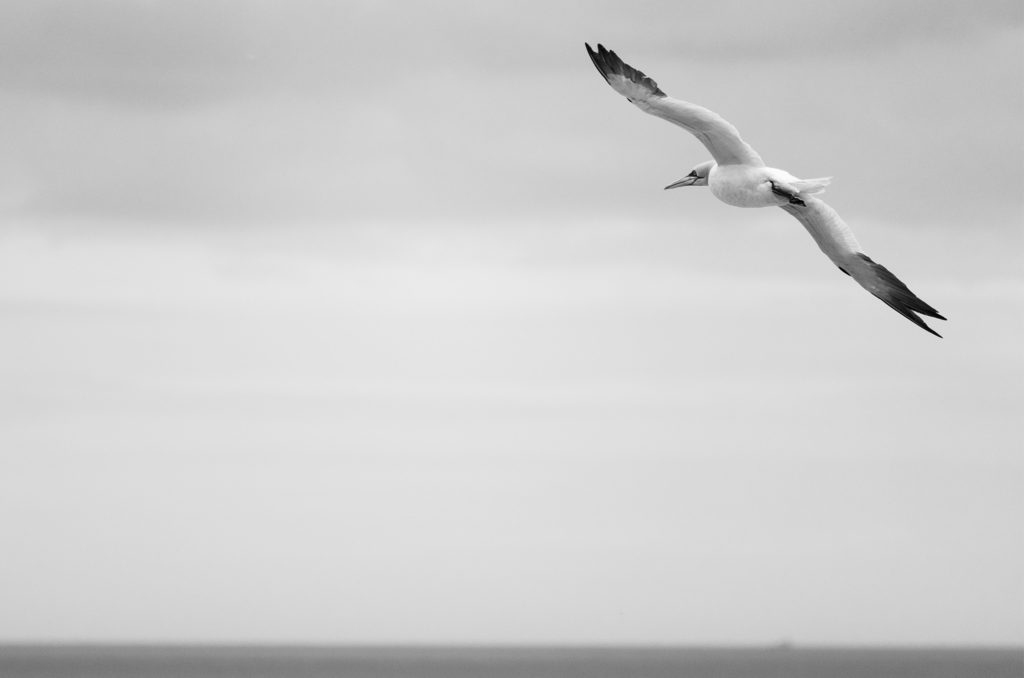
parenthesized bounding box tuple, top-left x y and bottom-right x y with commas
(688, 170, 698, 177)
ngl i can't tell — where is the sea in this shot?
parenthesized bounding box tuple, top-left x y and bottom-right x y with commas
(0, 646, 1021, 678)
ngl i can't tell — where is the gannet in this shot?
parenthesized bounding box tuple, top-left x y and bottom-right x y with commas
(586, 43, 946, 337)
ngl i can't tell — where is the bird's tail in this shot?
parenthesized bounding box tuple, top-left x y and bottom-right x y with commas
(791, 177, 832, 195)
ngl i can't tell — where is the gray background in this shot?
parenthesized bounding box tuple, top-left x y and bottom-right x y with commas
(1, 0, 1021, 645)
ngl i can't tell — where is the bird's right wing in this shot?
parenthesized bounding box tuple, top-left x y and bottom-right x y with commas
(586, 43, 764, 167)
(780, 198, 946, 337)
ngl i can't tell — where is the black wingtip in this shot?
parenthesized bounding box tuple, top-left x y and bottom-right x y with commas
(856, 253, 946, 338)
(584, 42, 666, 97)
(883, 298, 944, 337)
(585, 42, 611, 86)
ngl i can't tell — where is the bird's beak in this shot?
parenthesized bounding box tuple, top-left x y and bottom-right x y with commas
(664, 176, 698, 190)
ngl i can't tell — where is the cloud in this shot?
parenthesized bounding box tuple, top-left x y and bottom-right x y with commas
(0, 1, 1020, 228)
(3, 1, 1019, 104)
(1, 2, 1022, 645)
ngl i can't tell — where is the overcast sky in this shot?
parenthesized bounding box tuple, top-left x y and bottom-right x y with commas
(0, 0, 1022, 645)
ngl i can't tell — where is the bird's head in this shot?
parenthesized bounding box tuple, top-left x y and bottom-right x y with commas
(665, 160, 714, 189)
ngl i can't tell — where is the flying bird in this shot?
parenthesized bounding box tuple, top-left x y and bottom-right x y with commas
(585, 43, 946, 337)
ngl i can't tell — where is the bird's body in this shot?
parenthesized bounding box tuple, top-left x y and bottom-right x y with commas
(585, 43, 945, 336)
(709, 164, 775, 207)
(708, 165, 828, 208)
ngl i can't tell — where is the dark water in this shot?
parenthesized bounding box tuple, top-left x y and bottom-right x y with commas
(0, 645, 1020, 678)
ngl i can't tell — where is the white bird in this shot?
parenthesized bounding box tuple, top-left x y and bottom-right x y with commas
(586, 43, 946, 337)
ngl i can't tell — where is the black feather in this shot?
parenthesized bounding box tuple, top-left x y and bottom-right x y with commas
(770, 181, 805, 206)
(585, 43, 665, 97)
(857, 254, 946, 319)
(856, 253, 946, 337)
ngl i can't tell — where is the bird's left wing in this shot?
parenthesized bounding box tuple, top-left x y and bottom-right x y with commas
(781, 198, 946, 337)
(586, 43, 764, 167)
